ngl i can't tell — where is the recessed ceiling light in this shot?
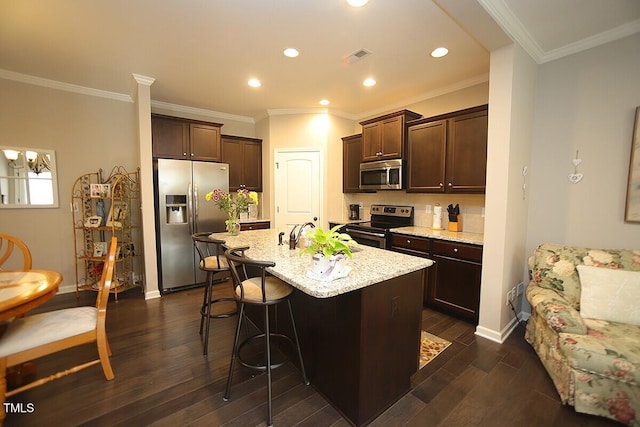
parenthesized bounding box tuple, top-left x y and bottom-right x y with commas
(284, 48, 299, 58)
(363, 77, 376, 87)
(319, 99, 330, 106)
(347, 0, 368, 6)
(431, 47, 449, 58)
(248, 78, 261, 88)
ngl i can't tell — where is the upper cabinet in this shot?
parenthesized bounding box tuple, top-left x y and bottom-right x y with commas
(406, 105, 488, 194)
(360, 110, 421, 162)
(221, 135, 263, 192)
(151, 115, 222, 161)
(342, 134, 362, 193)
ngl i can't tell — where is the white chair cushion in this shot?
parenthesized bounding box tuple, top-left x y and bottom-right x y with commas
(0, 307, 97, 357)
(577, 265, 640, 326)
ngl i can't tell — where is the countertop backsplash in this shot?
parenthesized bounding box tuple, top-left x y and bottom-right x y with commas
(343, 192, 485, 234)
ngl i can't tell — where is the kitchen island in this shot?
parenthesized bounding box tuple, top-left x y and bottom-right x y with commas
(210, 229, 433, 426)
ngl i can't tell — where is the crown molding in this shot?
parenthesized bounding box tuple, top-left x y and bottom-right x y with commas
(478, 0, 545, 63)
(0, 68, 133, 103)
(540, 18, 640, 63)
(132, 73, 155, 86)
(479, 0, 640, 64)
(355, 73, 489, 121)
(151, 100, 254, 124)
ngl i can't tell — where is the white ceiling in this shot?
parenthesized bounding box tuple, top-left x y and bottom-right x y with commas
(1, 0, 638, 121)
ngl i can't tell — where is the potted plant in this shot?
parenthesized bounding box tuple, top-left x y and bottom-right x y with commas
(300, 225, 357, 279)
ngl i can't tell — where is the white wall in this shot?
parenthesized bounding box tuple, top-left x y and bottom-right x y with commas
(0, 78, 137, 292)
(527, 33, 640, 253)
(478, 43, 537, 342)
(257, 111, 354, 230)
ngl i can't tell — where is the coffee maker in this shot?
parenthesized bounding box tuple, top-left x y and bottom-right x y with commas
(349, 204, 360, 220)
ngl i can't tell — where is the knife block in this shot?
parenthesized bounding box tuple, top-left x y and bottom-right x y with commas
(447, 217, 462, 232)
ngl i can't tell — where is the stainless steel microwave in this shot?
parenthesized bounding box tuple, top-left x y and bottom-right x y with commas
(359, 159, 402, 190)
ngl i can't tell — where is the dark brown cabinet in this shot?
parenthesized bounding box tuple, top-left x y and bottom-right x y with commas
(221, 135, 263, 192)
(342, 133, 362, 193)
(151, 115, 222, 161)
(406, 105, 488, 193)
(389, 234, 431, 306)
(240, 220, 270, 231)
(429, 240, 482, 321)
(360, 110, 421, 162)
(389, 233, 482, 322)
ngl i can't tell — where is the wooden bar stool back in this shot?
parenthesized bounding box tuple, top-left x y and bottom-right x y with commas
(191, 232, 236, 357)
(223, 246, 308, 427)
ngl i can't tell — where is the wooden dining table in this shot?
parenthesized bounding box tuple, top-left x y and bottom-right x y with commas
(0, 270, 62, 322)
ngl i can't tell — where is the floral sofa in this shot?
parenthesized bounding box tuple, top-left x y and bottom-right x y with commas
(525, 243, 640, 425)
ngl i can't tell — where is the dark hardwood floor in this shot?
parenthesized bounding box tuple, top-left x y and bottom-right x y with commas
(4, 283, 621, 426)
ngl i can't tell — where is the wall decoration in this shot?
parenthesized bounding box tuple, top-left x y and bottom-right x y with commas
(568, 150, 583, 184)
(625, 107, 640, 223)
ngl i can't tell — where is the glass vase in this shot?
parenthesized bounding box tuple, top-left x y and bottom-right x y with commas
(226, 217, 240, 236)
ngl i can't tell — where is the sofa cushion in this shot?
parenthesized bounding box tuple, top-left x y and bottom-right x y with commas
(559, 318, 640, 385)
(531, 244, 640, 310)
(578, 265, 640, 326)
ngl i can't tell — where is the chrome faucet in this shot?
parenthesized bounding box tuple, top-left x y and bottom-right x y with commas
(289, 222, 316, 249)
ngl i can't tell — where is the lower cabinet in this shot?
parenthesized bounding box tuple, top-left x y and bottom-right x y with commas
(429, 240, 482, 322)
(389, 233, 482, 322)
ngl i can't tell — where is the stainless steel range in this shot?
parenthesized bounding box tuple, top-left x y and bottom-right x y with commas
(342, 204, 414, 249)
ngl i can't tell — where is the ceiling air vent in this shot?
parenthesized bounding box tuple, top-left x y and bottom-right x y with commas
(344, 48, 372, 64)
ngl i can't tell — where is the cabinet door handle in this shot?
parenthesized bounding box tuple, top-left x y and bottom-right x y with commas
(448, 182, 453, 187)
(407, 239, 411, 244)
(439, 182, 443, 187)
(183, 152, 187, 156)
(453, 248, 458, 252)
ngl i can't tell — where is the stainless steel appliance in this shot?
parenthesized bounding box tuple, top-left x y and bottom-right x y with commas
(349, 204, 360, 220)
(359, 159, 403, 190)
(156, 158, 229, 292)
(342, 204, 413, 249)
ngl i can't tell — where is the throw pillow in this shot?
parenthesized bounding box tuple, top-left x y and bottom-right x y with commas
(577, 265, 640, 326)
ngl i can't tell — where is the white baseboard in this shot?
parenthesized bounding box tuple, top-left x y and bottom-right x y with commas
(58, 284, 161, 300)
(475, 316, 519, 344)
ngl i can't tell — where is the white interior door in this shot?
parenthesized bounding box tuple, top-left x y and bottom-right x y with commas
(274, 149, 322, 234)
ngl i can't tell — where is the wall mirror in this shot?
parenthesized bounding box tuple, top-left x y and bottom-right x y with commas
(0, 146, 59, 208)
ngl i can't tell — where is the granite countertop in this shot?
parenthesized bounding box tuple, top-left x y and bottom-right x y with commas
(390, 226, 484, 245)
(209, 229, 433, 299)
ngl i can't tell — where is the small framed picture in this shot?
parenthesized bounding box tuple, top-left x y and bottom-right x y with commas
(107, 200, 127, 228)
(84, 216, 102, 228)
(93, 241, 108, 257)
(90, 183, 111, 198)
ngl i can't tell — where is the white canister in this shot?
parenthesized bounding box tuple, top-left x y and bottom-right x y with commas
(433, 204, 443, 229)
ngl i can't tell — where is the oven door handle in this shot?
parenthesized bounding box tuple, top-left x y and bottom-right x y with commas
(344, 228, 387, 240)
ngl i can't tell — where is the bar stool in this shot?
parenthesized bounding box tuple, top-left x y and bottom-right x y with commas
(191, 232, 236, 357)
(223, 246, 309, 427)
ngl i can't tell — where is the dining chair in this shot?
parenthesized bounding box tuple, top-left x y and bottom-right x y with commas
(0, 236, 118, 423)
(191, 232, 236, 357)
(223, 246, 308, 427)
(0, 233, 32, 271)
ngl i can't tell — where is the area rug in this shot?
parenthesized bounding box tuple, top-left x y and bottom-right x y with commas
(419, 330, 451, 369)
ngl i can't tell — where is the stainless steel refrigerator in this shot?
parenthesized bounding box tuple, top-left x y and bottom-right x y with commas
(155, 158, 229, 292)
